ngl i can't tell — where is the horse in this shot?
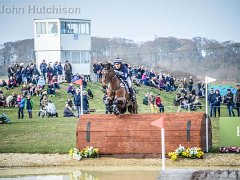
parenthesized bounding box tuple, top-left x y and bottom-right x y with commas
(102, 63, 138, 115)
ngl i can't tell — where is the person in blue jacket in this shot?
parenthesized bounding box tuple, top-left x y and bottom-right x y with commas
(40, 60, 47, 80)
(211, 89, 222, 117)
(57, 62, 63, 83)
(113, 58, 136, 101)
(18, 94, 25, 119)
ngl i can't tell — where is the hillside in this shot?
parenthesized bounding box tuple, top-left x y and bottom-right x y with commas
(0, 37, 239, 82)
(0, 82, 223, 154)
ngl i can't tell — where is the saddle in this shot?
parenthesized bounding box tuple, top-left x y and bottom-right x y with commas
(119, 78, 130, 94)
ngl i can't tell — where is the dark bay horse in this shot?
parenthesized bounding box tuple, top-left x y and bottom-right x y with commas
(102, 63, 138, 115)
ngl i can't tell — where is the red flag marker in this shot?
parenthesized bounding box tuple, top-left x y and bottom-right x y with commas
(151, 116, 165, 128)
(151, 115, 167, 171)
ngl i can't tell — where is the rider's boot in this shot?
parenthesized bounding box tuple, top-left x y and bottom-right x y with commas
(129, 87, 136, 102)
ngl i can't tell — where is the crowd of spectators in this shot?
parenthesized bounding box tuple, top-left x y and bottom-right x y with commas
(0, 60, 91, 119)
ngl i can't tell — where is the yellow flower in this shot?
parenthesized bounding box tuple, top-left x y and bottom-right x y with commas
(69, 149, 74, 156)
(170, 154, 178, 161)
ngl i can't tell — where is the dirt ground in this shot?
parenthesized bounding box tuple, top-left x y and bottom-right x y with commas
(0, 153, 240, 168)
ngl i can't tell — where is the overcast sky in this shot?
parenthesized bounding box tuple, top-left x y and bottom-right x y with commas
(0, 0, 240, 45)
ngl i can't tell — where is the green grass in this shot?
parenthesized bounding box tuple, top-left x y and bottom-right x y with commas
(0, 82, 225, 153)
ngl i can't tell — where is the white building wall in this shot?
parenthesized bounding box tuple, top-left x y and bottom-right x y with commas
(34, 18, 91, 75)
(60, 34, 91, 51)
(34, 34, 60, 51)
(35, 51, 60, 69)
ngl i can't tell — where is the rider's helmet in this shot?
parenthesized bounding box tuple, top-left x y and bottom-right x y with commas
(114, 58, 122, 69)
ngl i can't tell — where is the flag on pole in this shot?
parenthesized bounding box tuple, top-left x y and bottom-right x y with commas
(205, 76, 216, 84)
(151, 116, 165, 128)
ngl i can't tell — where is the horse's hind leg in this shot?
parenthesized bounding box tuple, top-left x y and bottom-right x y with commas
(128, 105, 133, 114)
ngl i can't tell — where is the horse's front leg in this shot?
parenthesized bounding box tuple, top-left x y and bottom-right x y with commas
(112, 99, 120, 115)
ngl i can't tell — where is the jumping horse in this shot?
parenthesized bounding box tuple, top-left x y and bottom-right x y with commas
(102, 63, 138, 115)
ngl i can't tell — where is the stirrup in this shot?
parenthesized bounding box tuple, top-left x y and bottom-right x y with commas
(132, 96, 136, 102)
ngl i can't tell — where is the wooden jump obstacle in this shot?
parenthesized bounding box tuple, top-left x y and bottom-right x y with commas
(76, 112, 212, 156)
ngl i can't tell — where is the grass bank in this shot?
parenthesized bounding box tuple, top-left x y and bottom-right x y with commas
(0, 82, 221, 153)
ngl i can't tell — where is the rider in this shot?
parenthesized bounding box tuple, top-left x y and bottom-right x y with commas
(113, 58, 136, 101)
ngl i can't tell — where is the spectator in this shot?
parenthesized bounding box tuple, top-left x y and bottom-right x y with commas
(57, 62, 63, 83)
(63, 103, 75, 117)
(82, 90, 89, 114)
(0, 80, 7, 87)
(66, 97, 74, 110)
(188, 76, 194, 92)
(7, 65, 14, 78)
(92, 61, 98, 83)
(6, 76, 16, 90)
(51, 76, 60, 89)
(96, 62, 103, 83)
(15, 68, 22, 86)
(47, 83, 56, 97)
(28, 83, 36, 96)
(26, 94, 33, 119)
(21, 84, 28, 96)
(74, 88, 81, 117)
(235, 84, 240, 117)
(37, 76, 46, 89)
(175, 91, 185, 112)
(67, 83, 75, 96)
(156, 94, 164, 113)
(148, 92, 157, 113)
(47, 63, 54, 83)
(40, 60, 47, 80)
(143, 92, 149, 105)
(64, 60, 72, 83)
(225, 89, 235, 117)
(53, 61, 58, 76)
(31, 75, 38, 85)
(0, 94, 6, 107)
(208, 88, 215, 117)
(46, 100, 57, 117)
(211, 89, 222, 117)
(18, 94, 25, 119)
(192, 95, 202, 109)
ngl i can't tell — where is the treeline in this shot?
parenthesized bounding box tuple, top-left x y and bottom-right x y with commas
(0, 36, 239, 82)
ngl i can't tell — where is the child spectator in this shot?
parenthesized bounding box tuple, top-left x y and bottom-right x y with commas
(37, 76, 46, 89)
(143, 92, 149, 105)
(66, 97, 74, 110)
(67, 83, 75, 96)
(26, 94, 33, 118)
(148, 92, 157, 113)
(51, 76, 60, 89)
(0, 80, 7, 87)
(47, 83, 56, 97)
(63, 103, 75, 117)
(18, 94, 25, 119)
(21, 84, 28, 96)
(156, 94, 164, 113)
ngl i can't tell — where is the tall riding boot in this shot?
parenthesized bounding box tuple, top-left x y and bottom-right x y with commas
(129, 88, 136, 102)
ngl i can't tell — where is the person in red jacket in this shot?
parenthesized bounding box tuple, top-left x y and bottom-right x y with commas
(6, 76, 17, 90)
(156, 94, 164, 113)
